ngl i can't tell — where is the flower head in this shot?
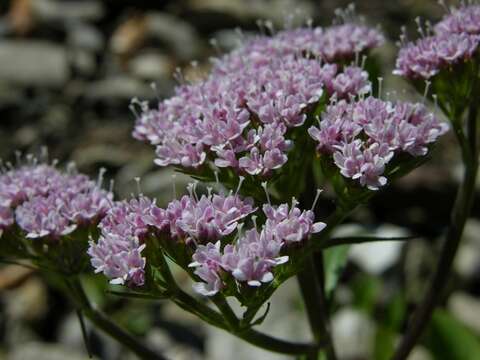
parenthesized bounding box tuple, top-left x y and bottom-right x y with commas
(88, 196, 166, 286)
(394, 33, 480, 79)
(0, 159, 113, 238)
(263, 200, 326, 243)
(88, 233, 146, 286)
(309, 97, 448, 189)
(434, 5, 480, 36)
(189, 197, 326, 295)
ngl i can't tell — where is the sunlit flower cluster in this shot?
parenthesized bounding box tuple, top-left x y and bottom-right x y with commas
(133, 22, 380, 177)
(308, 97, 449, 189)
(0, 161, 112, 238)
(189, 199, 325, 296)
(88, 183, 326, 294)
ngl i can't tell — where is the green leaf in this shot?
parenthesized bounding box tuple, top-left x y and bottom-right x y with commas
(352, 274, 381, 313)
(374, 326, 395, 360)
(76, 309, 92, 358)
(425, 309, 480, 360)
(250, 302, 271, 326)
(324, 245, 350, 296)
(321, 235, 415, 249)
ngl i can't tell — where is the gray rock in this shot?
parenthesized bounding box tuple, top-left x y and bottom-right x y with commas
(189, 0, 314, 25)
(448, 292, 480, 335)
(455, 219, 480, 277)
(67, 22, 105, 52)
(331, 308, 376, 360)
(145, 13, 201, 60)
(7, 342, 99, 360)
(349, 224, 408, 274)
(85, 76, 152, 101)
(0, 41, 69, 87)
(71, 49, 97, 76)
(129, 51, 174, 81)
(32, 0, 105, 23)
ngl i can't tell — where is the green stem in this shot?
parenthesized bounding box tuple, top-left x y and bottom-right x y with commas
(172, 286, 318, 355)
(298, 255, 337, 360)
(391, 100, 479, 360)
(67, 278, 168, 360)
(153, 250, 319, 355)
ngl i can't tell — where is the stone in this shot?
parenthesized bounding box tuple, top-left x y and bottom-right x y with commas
(32, 0, 105, 23)
(0, 41, 69, 87)
(85, 76, 152, 101)
(145, 13, 201, 60)
(448, 292, 480, 335)
(67, 22, 104, 52)
(8, 342, 99, 360)
(129, 51, 174, 81)
(349, 224, 408, 274)
(331, 308, 376, 360)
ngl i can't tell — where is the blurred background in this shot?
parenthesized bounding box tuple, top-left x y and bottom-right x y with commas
(0, 0, 478, 359)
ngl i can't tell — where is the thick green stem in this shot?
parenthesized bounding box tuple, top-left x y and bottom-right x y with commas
(298, 255, 337, 360)
(65, 278, 168, 360)
(391, 101, 479, 360)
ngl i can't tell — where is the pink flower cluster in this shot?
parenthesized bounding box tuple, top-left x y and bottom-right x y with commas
(213, 24, 384, 74)
(133, 23, 379, 177)
(394, 4, 480, 80)
(394, 33, 480, 79)
(308, 97, 449, 190)
(88, 188, 255, 286)
(434, 4, 480, 36)
(0, 162, 112, 238)
(189, 200, 325, 296)
(88, 196, 165, 286)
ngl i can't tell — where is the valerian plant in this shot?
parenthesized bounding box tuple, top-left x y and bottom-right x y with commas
(3, 2, 478, 359)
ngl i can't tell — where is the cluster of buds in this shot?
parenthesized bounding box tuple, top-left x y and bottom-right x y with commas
(88, 182, 326, 296)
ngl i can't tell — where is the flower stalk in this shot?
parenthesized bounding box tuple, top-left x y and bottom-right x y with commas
(391, 89, 479, 360)
(64, 276, 168, 360)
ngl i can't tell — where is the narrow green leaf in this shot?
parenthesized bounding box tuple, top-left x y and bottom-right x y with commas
(374, 326, 395, 360)
(107, 289, 169, 300)
(321, 235, 416, 249)
(324, 245, 350, 296)
(76, 309, 92, 358)
(426, 309, 480, 360)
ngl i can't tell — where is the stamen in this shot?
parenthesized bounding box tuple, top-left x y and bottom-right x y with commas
(377, 77, 383, 99)
(40, 146, 49, 163)
(252, 215, 258, 230)
(14, 151, 22, 166)
(423, 80, 431, 102)
(134, 177, 142, 196)
(97, 167, 107, 188)
(261, 181, 271, 205)
(109, 179, 115, 193)
(235, 176, 245, 197)
(311, 189, 323, 211)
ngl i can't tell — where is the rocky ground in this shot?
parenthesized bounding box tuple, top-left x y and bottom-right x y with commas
(0, 1, 479, 359)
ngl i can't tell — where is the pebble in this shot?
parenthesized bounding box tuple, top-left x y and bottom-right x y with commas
(0, 41, 69, 87)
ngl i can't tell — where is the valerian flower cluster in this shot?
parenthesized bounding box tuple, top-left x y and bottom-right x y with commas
(132, 23, 377, 178)
(0, 160, 112, 240)
(88, 183, 325, 296)
(394, 4, 480, 80)
(308, 97, 448, 189)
